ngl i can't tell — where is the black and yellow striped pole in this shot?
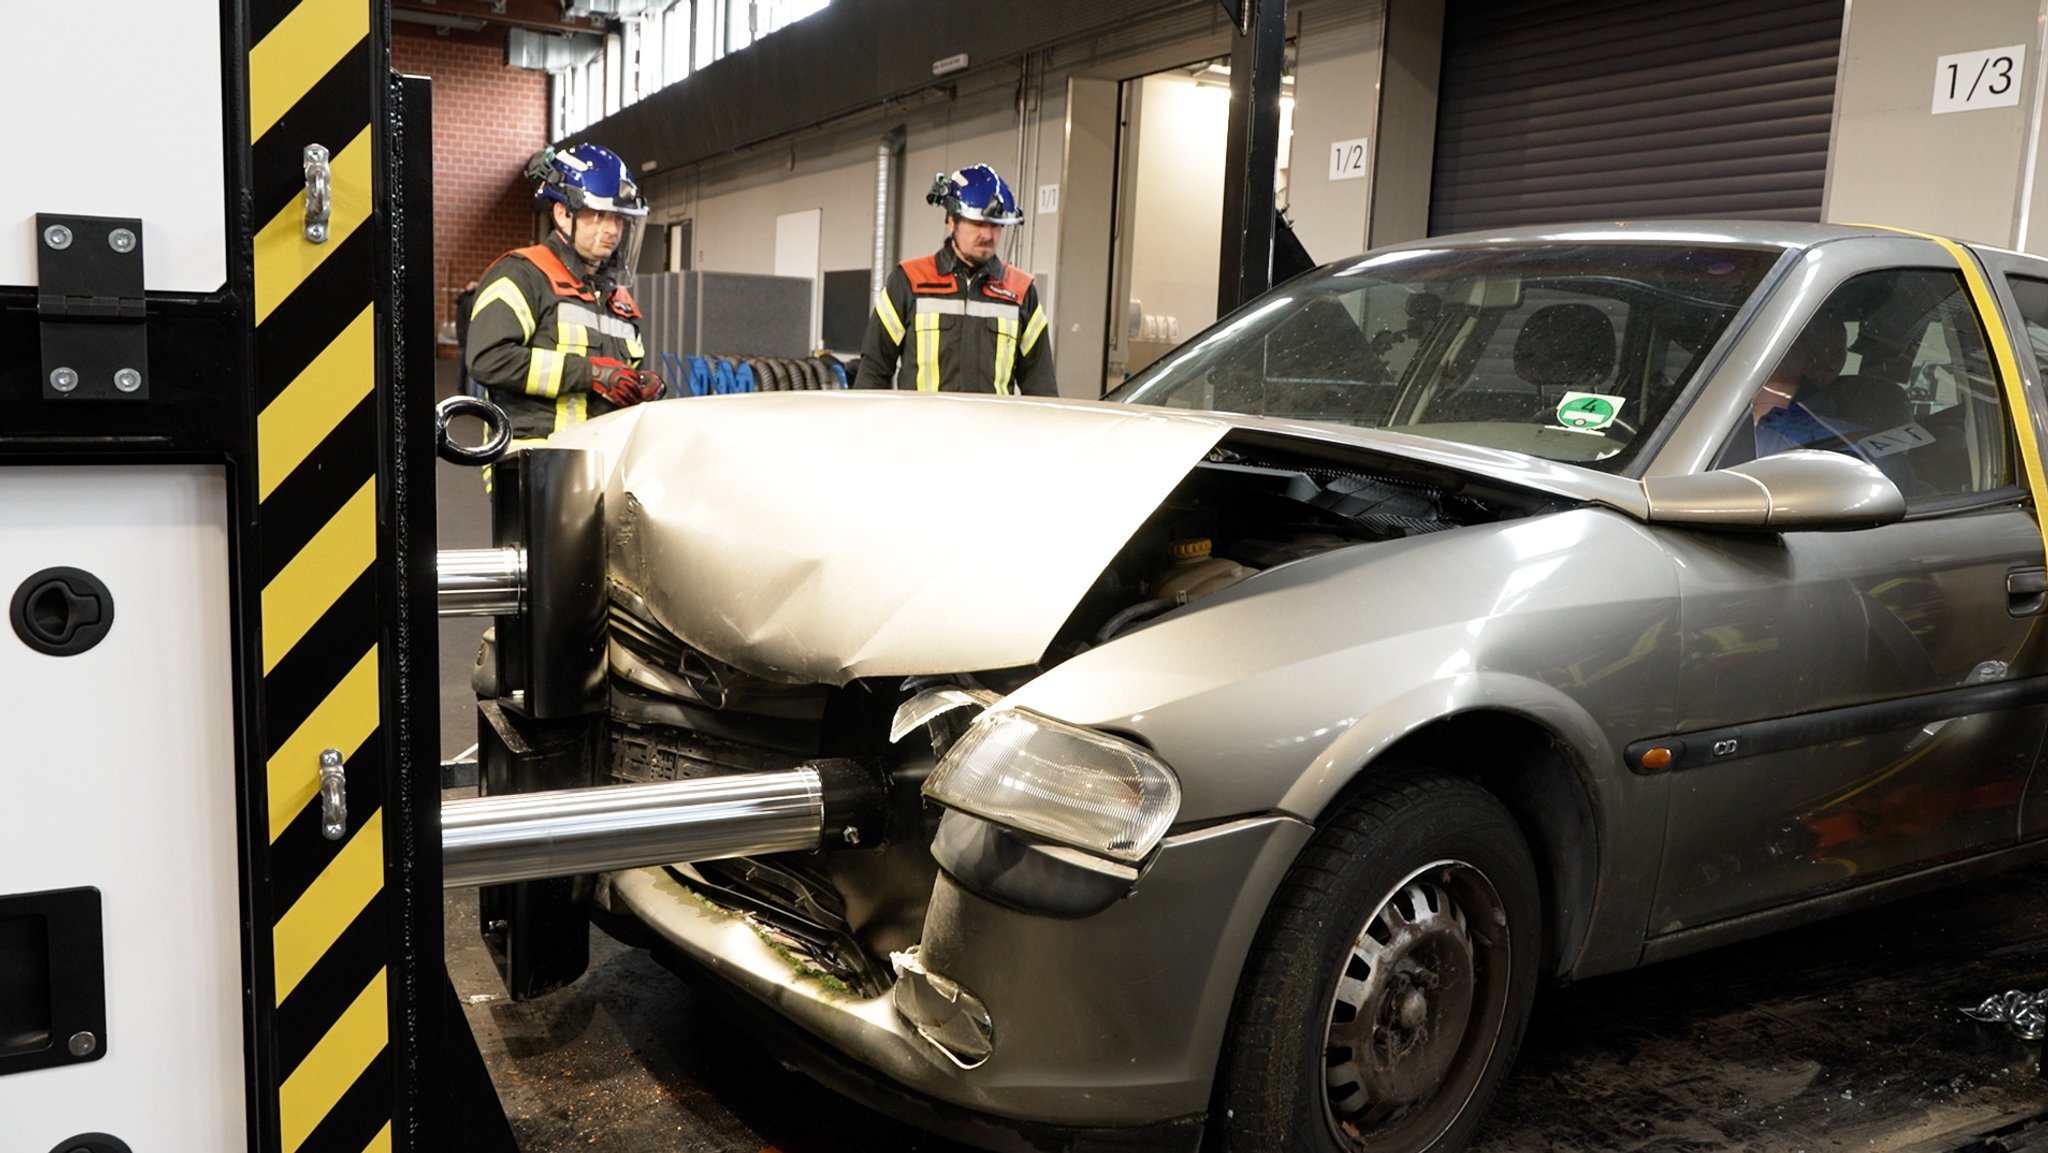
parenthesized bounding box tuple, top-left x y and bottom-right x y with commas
(244, 2, 460, 1149)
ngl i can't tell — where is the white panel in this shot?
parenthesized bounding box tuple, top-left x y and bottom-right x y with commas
(775, 207, 823, 346)
(1128, 72, 1232, 339)
(0, 467, 247, 1151)
(0, 1, 228, 292)
(774, 207, 822, 278)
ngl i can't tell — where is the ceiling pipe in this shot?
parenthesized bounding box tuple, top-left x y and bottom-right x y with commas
(392, 2, 602, 37)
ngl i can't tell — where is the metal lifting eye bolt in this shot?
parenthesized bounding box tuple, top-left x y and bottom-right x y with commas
(303, 144, 332, 244)
(319, 748, 348, 840)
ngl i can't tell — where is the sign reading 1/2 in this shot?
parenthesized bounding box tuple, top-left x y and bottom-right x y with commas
(1329, 136, 1369, 182)
(1933, 44, 2025, 115)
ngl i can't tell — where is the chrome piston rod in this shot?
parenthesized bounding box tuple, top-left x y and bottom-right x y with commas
(438, 547, 525, 617)
(441, 767, 831, 889)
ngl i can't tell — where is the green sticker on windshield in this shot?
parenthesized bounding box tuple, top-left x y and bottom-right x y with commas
(1554, 391, 1626, 431)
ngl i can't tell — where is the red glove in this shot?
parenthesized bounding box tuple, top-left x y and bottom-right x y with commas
(634, 368, 668, 401)
(588, 357, 656, 406)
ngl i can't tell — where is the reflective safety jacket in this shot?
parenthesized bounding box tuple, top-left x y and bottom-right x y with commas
(853, 245, 1055, 395)
(466, 233, 647, 440)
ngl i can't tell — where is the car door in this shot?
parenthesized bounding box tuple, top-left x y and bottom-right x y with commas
(1977, 248, 2048, 841)
(1648, 257, 2048, 936)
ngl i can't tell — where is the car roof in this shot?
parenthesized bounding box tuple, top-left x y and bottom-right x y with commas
(1369, 219, 1916, 255)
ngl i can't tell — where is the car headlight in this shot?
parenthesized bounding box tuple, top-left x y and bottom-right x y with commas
(922, 708, 1180, 863)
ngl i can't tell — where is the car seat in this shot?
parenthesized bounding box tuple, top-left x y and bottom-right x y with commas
(1801, 374, 1910, 432)
(1514, 303, 1617, 393)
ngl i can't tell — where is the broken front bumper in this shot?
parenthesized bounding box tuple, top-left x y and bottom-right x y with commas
(603, 811, 1311, 1140)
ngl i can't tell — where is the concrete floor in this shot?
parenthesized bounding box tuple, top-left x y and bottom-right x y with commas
(432, 361, 2048, 1152)
(442, 856, 2048, 1153)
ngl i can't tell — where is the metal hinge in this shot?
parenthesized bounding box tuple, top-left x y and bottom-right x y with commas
(36, 213, 148, 401)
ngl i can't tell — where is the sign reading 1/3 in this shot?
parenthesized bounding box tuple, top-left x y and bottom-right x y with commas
(1933, 44, 2025, 115)
(1329, 136, 1369, 182)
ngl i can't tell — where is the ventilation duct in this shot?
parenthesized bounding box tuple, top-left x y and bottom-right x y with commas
(872, 126, 906, 303)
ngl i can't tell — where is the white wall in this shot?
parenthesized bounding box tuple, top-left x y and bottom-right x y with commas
(1826, 0, 2039, 247)
(652, 92, 1066, 281)
(1287, 5, 1384, 264)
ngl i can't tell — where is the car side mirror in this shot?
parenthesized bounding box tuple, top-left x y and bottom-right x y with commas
(1641, 450, 1906, 531)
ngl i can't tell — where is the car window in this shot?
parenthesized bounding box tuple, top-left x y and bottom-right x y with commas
(1728, 268, 2011, 502)
(2002, 275, 2048, 383)
(1111, 243, 1780, 474)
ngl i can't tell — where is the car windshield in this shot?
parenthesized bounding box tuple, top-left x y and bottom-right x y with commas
(1109, 242, 1784, 472)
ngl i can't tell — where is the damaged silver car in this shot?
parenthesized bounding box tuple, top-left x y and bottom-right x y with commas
(445, 222, 2048, 1153)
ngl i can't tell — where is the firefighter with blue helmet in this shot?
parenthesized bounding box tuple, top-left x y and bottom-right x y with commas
(466, 142, 665, 443)
(854, 163, 1056, 395)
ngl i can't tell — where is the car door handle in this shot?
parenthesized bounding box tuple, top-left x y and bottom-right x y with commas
(2009, 567, 2047, 617)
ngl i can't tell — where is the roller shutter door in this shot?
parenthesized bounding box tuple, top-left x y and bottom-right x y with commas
(1429, 0, 1844, 233)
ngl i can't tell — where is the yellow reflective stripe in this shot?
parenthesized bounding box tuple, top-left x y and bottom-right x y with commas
(474, 278, 535, 341)
(279, 968, 387, 1153)
(555, 392, 586, 433)
(1020, 303, 1049, 356)
(253, 125, 373, 325)
(263, 479, 376, 673)
(914, 312, 942, 391)
(249, 0, 368, 142)
(877, 292, 906, 344)
(267, 647, 380, 842)
(526, 348, 567, 397)
(626, 335, 645, 362)
(557, 320, 590, 358)
(993, 316, 1019, 396)
(364, 1122, 393, 1153)
(258, 305, 375, 500)
(274, 808, 385, 1001)
(1863, 225, 2048, 540)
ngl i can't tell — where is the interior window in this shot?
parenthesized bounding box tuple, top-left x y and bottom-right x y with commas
(1730, 268, 2011, 502)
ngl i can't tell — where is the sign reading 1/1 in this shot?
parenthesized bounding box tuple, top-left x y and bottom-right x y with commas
(1329, 136, 1369, 181)
(1933, 44, 2025, 115)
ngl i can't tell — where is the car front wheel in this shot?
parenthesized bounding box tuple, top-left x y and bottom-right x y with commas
(1213, 768, 1541, 1153)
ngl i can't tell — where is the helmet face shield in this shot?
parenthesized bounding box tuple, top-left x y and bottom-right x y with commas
(561, 207, 645, 276)
(613, 213, 648, 275)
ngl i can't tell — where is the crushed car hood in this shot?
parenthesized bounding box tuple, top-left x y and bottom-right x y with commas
(549, 392, 1232, 684)
(547, 392, 1650, 685)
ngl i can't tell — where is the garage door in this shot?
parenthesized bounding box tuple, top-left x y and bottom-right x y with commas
(1429, 0, 1844, 233)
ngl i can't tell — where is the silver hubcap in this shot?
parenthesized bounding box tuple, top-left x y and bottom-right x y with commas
(1322, 861, 1506, 1150)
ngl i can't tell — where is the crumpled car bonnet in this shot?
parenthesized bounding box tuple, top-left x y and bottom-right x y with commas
(547, 392, 1232, 684)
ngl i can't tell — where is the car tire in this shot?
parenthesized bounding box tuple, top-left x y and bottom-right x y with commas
(1212, 767, 1540, 1153)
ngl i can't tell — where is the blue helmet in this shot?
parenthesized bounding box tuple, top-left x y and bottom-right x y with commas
(527, 143, 649, 217)
(927, 164, 1023, 225)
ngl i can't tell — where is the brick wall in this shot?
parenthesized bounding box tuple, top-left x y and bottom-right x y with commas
(393, 25, 550, 355)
